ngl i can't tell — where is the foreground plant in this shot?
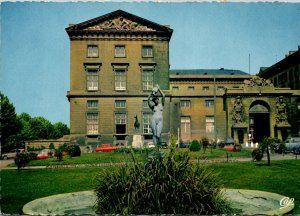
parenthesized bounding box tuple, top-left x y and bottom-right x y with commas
(95, 142, 237, 214)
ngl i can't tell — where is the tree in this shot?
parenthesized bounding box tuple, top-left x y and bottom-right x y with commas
(50, 122, 70, 139)
(201, 137, 209, 153)
(0, 92, 21, 151)
(261, 137, 276, 166)
(17, 112, 70, 141)
(27, 117, 54, 140)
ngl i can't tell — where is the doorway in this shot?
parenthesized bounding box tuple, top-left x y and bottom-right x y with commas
(249, 102, 270, 143)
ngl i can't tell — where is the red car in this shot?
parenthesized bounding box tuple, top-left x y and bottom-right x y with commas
(95, 144, 120, 153)
(37, 149, 53, 159)
(224, 145, 241, 151)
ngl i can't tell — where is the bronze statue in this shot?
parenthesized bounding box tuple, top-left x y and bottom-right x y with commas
(148, 85, 165, 147)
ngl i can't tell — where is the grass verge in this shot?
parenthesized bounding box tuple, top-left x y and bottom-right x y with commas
(11, 148, 252, 167)
(1, 159, 299, 214)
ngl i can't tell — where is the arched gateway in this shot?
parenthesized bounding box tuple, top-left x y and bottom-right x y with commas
(249, 101, 270, 143)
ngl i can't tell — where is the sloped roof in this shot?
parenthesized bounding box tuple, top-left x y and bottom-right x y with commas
(66, 10, 173, 38)
(170, 69, 249, 76)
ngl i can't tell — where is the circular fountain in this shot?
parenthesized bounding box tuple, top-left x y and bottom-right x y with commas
(23, 189, 294, 215)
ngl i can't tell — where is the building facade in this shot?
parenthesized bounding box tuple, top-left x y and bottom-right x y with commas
(66, 10, 300, 147)
(258, 47, 300, 90)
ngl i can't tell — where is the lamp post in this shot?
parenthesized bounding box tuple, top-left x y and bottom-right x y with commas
(213, 72, 217, 144)
(250, 117, 254, 147)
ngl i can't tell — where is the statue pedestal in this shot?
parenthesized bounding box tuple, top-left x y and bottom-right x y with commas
(275, 124, 291, 142)
(132, 135, 143, 148)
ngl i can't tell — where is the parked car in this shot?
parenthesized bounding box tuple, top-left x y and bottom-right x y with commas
(224, 145, 241, 151)
(284, 137, 300, 152)
(95, 144, 120, 153)
(37, 149, 53, 159)
(1, 149, 25, 160)
(292, 145, 300, 155)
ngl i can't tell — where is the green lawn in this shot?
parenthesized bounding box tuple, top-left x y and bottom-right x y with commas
(15, 148, 252, 167)
(2, 152, 299, 215)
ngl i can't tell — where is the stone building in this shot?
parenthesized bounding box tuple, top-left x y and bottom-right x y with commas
(66, 10, 300, 147)
(258, 47, 300, 90)
(65, 10, 173, 147)
(258, 47, 300, 137)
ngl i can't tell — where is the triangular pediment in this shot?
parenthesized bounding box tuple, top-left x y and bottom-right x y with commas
(84, 16, 156, 32)
(66, 10, 173, 37)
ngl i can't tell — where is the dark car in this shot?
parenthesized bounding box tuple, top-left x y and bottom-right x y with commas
(292, 145, 300, 155)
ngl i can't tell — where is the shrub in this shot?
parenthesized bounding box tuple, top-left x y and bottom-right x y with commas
(189, 140, 201, 152)
(14, 152, 31, 170)
(54, 150, 63, 161)
(201, 136, 209, 153)
(65, 144, 81, 157)
(58, 143, 68, 152)
(28, 152, 38, 160)
(27, 146, 46, 152)
(251, 148, 263, 161)
(95, 143, 236, 215)
(49, 143, 55, 150)
(218, 141, 225, 148)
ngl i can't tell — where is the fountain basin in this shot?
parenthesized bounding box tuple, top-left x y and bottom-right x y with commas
(23, 189, 294, 215)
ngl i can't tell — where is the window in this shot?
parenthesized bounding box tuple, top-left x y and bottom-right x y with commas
(87, 113, 99, 135)
(115, 69, 126, 91)
(205, 100, 214, 107)
(180, 100, 191, 108)
(87, 45, 98, 57)
(115, 100, 126, 108)
(203, 86, 209, 91)
(87, 100, 98, 109)
(233, 86, 239, 89)
(87, 69, 98, 91)
(217, 86, 224, 91)
(181, 116, 191, 140)
(142, 69, 154, 91)
(115, 45, 125, 57)
(188, 86, 195, 91)
(115, 113, 127, 134)
(172, 86, 179, 91)
(143, 113, 152, 134)
(143, 100, 149, 108)
(206, 116, 214, 134)
(142, 46, 153, 57)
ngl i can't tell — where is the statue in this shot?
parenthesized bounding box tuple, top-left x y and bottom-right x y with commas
(276, 96, 289, 126)
(148, 85, 165, 147)
(134, 115, 140, 130)
(232, 96, 244, 125)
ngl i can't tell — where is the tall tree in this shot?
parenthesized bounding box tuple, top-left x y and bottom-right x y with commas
(50, 122, 70, 139)
(27, 116, 54, 140)
(0, 92, 21, 151)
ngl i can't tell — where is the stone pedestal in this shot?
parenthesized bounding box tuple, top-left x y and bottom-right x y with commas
(275, 124, 291, 142)
(232, 124, 247, 145)
(132, 135, 143, 148)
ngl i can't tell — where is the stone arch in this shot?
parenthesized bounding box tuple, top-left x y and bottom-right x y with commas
(249, 100, 271, 143)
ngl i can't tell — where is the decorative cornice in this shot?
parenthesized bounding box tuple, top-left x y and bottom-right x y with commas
(69, 35, 171, 41)
(66, 10, 173, 40)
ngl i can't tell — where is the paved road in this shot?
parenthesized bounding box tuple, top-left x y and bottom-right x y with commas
(0, 159, 14, 169)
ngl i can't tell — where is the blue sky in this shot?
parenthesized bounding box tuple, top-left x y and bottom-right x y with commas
(1, 2, 299, 125)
